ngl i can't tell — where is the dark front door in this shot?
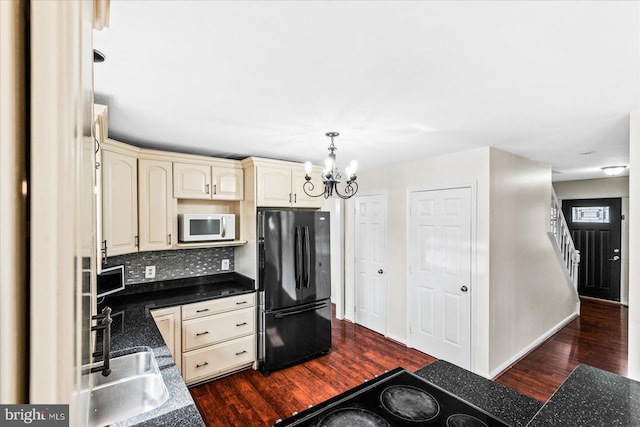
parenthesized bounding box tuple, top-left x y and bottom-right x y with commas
(562, 198, 622, 301)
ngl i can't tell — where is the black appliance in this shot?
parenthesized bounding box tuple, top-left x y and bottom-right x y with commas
(276, 367, 512, 427)
(258, 210, 332, 374)
(97, 265, 125, 298)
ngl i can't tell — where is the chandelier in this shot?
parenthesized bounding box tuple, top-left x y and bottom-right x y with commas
(303, 132, 358, 199)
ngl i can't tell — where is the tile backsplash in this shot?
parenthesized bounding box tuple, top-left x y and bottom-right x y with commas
(104, 247, 235, 285)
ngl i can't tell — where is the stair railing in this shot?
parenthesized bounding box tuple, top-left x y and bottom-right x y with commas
(550, 190, 580, 290)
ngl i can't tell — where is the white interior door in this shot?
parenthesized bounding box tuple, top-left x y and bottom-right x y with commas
(354, 195, 387, 335)
(408, 187, 472, 369)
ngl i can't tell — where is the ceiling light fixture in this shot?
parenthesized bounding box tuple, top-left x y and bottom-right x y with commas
(601, 166, 627, 176)
(303, 132, 358, 199)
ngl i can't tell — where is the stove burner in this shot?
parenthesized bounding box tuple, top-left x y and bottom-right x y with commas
(314, 407, 390, 427)
(379, 385, 440, 422)
(447, 413, 489, 427)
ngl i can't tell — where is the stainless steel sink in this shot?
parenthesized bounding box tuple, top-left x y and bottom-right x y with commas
(82, 348, 169, 427)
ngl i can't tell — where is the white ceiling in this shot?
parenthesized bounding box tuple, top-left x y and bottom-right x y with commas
(93, 1, 639, 182)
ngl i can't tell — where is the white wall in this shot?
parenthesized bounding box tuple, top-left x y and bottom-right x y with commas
(488, 148, 579, 375)
(553, 177, 630, 305)
(345, 147, 493, 373)
(629, 111, 640, 381)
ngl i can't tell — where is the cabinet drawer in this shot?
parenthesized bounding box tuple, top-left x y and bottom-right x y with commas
(182, 334, 255, 383)
(183, 307, 255, 351)
(182, 293, 255, 320)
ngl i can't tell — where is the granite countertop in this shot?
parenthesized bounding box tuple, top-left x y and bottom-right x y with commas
(526, 364, 640, 426)
(415, 360, 543, 427)
(96, 273, 255, 427)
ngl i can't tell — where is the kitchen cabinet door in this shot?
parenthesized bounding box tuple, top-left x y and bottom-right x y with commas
(292, 167, 324, 208)
(151, 306, 182, 374)
(256, 166, 293, 207)
(102, 150, 138, 256)
(173, 162, 211, 199)
(139, 159, 174, 251)
(212, 167, 244, 200)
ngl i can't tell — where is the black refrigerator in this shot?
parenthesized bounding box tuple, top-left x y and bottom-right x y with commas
(257, 210, 332, 373)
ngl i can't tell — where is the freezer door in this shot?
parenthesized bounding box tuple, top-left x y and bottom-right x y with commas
(298, 211, 331, 305)
(262, 299, 332, 373)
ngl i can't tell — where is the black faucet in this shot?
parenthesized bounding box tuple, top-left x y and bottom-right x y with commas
(91, 306, 112, 376)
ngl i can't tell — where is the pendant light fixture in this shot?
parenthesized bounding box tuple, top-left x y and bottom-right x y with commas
(303, 132, 358, 199)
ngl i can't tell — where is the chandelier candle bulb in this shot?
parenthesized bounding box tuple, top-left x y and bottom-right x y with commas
(304, 161, 313, 174)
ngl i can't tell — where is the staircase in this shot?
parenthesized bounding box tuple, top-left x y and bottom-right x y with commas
(549, 190, 580, 295)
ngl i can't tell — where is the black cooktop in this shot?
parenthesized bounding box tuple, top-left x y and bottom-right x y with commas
(275, 367, 512, 427)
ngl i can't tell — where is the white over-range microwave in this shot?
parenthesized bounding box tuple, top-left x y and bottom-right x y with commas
(178, 213, 236, 242)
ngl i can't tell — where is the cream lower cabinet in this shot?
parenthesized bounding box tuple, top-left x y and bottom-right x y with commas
(150, 306, 182, 374)
(181, 293, 256, 385)
(138, 159, 175, 251)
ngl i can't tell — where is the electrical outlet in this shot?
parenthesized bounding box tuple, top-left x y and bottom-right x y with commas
(145, 265, 156, 279)
(221, 259, 230, 271)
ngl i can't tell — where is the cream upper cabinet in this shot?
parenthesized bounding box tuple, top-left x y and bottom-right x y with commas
(139, 159, 174, 251)
(256, 164, 323, 208)
(102, 149, 138, 256)
(212, 166, 244, 200)
(256, 166, 293, 207)
(174, 162, 243, 201)
(173, 162, 211, 200)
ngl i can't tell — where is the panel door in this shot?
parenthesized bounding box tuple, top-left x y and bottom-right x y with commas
(562, 198, 622, 301)
(138, 159, 174, 251)
(212, 166, 244, 200)
(173, 162, 211, 199)
(408, 187, 472, 370)
(291, 167, 323, 208)
(354, 195, 387, 335)
(102, 150, 138, 256)
(256, 166, 293, 207)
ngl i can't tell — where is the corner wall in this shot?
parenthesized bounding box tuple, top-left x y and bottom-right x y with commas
(488, 148, 579, 376)
(628, 111, 640, 381)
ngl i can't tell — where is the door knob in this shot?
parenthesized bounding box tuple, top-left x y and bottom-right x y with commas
(460, 285, 468, 292)
(609, 256, 620, 261)
(378, 269, 384, 274)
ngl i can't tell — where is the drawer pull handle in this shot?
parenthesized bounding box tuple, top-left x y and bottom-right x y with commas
(236, 322, 248, 327)
(196, 361, 209, 368)
(236, 301, 248, 305)
(196, 331, 210, 336)
(196, 308, 210, 313)
(235, 350, 247, 356)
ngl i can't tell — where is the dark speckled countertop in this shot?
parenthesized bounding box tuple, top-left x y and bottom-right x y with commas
(526, 364, 640, 426)
(96, 273, 255, 427)
(415, 360, 543, 427)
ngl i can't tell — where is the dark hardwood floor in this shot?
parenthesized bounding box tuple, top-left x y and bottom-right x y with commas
(494, 297, 628, 402)
(190, 297, 628, 425)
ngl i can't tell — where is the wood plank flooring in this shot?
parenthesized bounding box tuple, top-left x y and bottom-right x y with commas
(494, 297, 628, 402)
(190, 297, 628, 425)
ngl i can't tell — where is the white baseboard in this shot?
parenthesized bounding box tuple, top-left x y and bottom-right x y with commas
(488, 310, 580, 379)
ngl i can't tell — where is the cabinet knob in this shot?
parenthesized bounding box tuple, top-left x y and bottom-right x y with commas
(460, 285, 468, 293)
(378, 269, 384, 274)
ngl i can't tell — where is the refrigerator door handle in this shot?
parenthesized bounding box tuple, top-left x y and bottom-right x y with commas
(273, 302, 329, 319)
(294, 226, 302, 289)
(303, 226, 311, 288)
